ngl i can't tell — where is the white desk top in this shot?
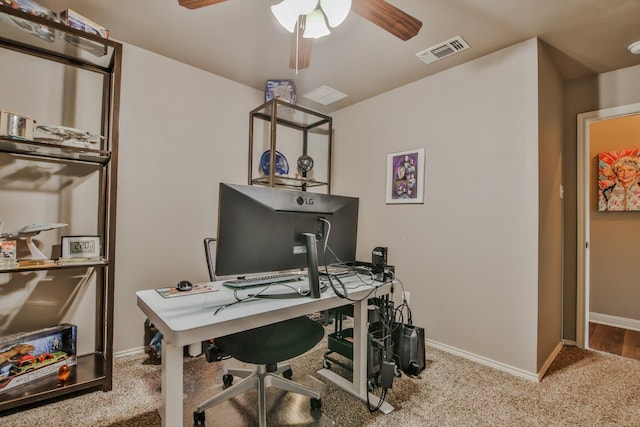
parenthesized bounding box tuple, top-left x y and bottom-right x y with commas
(137, 275, 392, 347)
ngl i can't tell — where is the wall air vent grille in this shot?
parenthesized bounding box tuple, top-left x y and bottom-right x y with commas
(416, 35, 470, 64)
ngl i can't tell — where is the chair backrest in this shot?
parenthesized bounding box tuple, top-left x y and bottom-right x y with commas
(204, 238, 217, 281)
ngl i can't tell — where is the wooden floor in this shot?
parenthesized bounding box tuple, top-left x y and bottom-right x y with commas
(589, 322, 640, 361)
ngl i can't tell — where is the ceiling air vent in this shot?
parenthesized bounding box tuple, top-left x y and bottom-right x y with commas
(416, 35, 469, 65)
(303, 85, 348, 106)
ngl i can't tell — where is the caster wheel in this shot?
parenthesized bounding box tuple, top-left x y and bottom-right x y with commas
(395, 366, 402, 377)
(193, 410, 205, 425)
(283, 368, 293, 380)
(310, 397, 322, 410)
(222, 374, 233, 386)
(322, 359, 331, 369)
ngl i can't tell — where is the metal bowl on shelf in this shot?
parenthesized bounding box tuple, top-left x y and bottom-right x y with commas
(0, 110, 35, 140)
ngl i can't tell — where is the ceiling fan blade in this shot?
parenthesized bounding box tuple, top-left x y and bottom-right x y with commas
(178, 0, 228, 9)
(289, 18, 313, 70)
(352, 0, 422, 41)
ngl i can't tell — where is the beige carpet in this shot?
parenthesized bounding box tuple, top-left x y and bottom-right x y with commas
(2, 343, 640, 426)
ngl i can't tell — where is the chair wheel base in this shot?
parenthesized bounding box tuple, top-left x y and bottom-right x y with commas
(283, 368, 293, 379)
(193, 410, 205, 425)
(311, 397, 322, 410)
(222, 374, 233, 386)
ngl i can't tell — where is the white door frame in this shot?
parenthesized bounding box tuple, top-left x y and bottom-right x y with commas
(576, 102, 640, 348)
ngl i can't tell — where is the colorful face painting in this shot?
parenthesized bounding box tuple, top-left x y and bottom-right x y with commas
(391, 152, 419, 200)
(386, 148, 425, 204)
(598, 148, 640, 211)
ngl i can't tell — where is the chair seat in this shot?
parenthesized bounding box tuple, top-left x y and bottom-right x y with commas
(197, 238, 325, 427)
(215, 316, 324, 364)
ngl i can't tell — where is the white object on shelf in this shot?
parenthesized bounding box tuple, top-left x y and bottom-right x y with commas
(0, 222, 67, 260)
(35, 125, 103, 148)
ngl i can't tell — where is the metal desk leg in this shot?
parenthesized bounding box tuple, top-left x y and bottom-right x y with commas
(352, 298, 366, 397)
(161, 339, 183, 427)
(317, 299, 394, 414)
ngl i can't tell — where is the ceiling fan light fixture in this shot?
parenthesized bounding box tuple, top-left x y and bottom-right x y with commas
(303, 9, 331, 39)
(294, 0, 320, 15)
(271, 0, 300, 33)
(320, 0, 351, 28)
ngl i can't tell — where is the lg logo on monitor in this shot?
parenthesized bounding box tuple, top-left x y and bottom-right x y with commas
(296, 196, 314, 206)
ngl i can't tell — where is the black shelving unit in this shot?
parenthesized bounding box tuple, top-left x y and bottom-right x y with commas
(0, 6, 121, 412)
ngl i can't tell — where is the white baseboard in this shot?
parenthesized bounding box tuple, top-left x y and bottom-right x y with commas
(118, 338, 563, 383)
(114, 345, 202, 359)
(114, 346, 146, 359)
(589, 312, 640, 332)
(426, 339, 541, 382)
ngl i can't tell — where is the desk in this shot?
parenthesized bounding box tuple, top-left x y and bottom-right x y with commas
(137, 275, 394, 426)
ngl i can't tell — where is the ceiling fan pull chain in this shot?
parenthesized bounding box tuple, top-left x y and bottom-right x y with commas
(295, 16, 300, 74)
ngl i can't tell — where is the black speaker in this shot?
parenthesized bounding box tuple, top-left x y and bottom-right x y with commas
(371, 246, 387, 275)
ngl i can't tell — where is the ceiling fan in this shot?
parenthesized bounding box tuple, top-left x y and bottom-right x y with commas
(178, 0, 422, 70)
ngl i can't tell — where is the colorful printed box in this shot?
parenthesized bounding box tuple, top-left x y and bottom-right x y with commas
(0, 0, 57, 21)
(0, 240, 17, 269)
(60, 8, 109, 39)
(0, 324, 77, 393)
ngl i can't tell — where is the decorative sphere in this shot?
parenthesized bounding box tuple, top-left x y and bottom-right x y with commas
(58, 364, 71, 382)
(297, 155, 314, 173)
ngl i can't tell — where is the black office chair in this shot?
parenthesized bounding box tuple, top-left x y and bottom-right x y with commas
(194, 238, 324, 427)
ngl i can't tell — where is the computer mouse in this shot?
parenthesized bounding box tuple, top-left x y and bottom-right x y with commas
(176, 280, 193, 292)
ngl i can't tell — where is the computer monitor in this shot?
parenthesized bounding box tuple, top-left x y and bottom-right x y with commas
(215, 183, 359, 282)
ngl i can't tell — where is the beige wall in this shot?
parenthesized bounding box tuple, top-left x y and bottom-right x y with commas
(114, 43, 263, 353)
(333, 38, 547, 376)
(589, 114, 640, 320)
(15, 25, 635, 372)
(536, 41, 564, 371)
(563, 64, 640, 341)
(107, 47, 640, 360)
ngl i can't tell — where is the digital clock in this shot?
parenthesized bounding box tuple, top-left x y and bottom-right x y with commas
(61, 235, 101, 259)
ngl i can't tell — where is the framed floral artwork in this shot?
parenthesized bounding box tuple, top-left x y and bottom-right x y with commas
(386, 148, 425, 204)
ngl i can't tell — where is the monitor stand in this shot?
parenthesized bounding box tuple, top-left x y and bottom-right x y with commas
(302, 233, 321, 298)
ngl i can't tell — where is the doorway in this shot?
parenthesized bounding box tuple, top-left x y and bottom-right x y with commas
(576, 102, 640, 352)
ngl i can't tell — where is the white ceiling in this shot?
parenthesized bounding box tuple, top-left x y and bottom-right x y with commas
(37, 0, 640, 113)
